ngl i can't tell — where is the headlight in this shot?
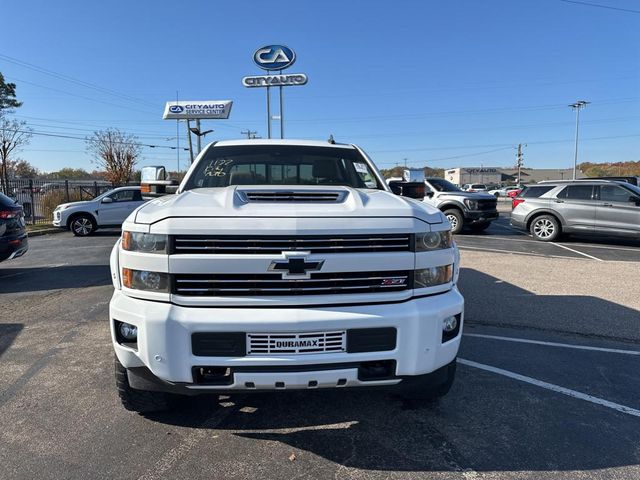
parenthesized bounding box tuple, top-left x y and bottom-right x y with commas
(414, 265, 453, 288)
(463, 199, 478, 210)
(122, 268, 169, 292)
(415, 231, 453, 251)
(122, 231, 167, 253)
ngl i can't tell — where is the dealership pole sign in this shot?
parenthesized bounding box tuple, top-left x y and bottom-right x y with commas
(163, 100, 233, 165)
(243, 45, 306, 139)
(162, 100, 233, 120)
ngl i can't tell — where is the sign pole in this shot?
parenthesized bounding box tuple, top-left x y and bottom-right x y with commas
(279, 69, 284, 139)
(196, 119, 202, 153)
(186, 119, 195, 164)
(266, 86, 272, 139)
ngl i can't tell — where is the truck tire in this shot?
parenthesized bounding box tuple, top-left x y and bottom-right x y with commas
(115, 357, 177, 413)
(69, 214, 96, 237)
(402, 360, 456, 401)
(529, 214, 561, 242)
(443, 209, 464, 234)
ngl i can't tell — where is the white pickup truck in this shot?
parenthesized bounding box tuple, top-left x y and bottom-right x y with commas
(109, 139, 464, 412)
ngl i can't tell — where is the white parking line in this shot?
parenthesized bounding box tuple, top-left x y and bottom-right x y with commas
(550, 242, 603, 261)
(458, 358, 640, 418)
(464, 333, 640, 356)
(458, 245, 580, 260)
(560, 242, 640, 253)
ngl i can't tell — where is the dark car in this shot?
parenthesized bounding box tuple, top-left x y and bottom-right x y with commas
(587, 176, 639, 187)
(0, 192, 28, 262)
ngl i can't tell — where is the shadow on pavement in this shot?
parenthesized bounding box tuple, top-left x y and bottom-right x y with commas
(0, 323, 23, 358)
(141, 270, 640, 474)
(0, 265, 111, 293)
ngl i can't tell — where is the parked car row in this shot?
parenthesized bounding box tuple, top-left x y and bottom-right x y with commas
(511, 179, 640, 241)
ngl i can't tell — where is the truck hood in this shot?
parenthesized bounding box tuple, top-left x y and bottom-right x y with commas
(134, 186, 444, 225)
(57, 200, 95, 210)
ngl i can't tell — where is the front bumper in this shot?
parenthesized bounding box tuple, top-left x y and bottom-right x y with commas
(110, 288, 464, 392)
(465, 209, 499, 224)
(0, 234, 28, 261)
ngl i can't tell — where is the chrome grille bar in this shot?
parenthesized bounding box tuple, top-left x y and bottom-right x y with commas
(172, 234, 412, 254)
(173, 271, 412, 297)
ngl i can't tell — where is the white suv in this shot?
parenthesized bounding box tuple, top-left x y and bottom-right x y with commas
(109, 140, 464, 412)
(53, 186, 146, 236)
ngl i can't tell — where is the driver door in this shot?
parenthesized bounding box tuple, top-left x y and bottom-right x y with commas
(97, 189, 144, 226)
(595, 184, 640, 236)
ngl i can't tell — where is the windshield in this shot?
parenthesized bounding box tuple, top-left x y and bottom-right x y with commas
(183, 145, 383, 190)
(623, 183, 640, 196)
(427, 178, 462, 192)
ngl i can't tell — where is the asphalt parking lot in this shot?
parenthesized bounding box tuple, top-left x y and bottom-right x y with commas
(1, 223, 639, 480)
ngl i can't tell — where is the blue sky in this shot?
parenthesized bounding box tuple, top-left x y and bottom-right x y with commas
(1, 0, 639, 173)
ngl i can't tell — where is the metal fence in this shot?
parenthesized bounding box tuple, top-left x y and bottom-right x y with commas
(1, 179, 123, 225)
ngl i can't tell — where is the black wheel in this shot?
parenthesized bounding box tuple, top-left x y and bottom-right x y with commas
(443, 209, 464, 234)
(402, 360, 457, 401)
(444, 208, 464, 233)
(470, 222, 491, 233)
(69, 214, 96, 237)
(115, 356, 177, 413)
(529, 214, 560, 242)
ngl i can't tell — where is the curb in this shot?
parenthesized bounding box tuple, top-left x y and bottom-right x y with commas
(27, 228, 66, 237)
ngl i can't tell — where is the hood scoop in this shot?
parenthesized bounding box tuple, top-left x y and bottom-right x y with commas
(237, 189, 348, 203)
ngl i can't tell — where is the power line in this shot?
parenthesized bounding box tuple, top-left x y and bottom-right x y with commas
(14, 128, 190, 151)
(6, 76, 158, 116)
(369, 133, 640, 154)
(558, 0, 640, 14)
(0, 53, 159, 107)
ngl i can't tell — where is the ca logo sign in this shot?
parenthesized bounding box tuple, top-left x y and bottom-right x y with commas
(253, 45, 296, 71)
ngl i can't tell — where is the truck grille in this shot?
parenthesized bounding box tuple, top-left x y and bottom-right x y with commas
(478, 199, 497, 210)
(173, 270, 412, 296)
(247, 331, 346, 355)
(172, 234, 412, 254)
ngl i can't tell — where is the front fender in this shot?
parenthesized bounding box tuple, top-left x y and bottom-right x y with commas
(110, 238, 122, 289)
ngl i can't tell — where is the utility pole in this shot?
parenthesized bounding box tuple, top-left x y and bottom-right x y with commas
(241, 129, 258, 139)
(516, 143, 524, 186)
(569, 100, 589, 180)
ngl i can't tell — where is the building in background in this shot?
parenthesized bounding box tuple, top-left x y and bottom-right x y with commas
(444, 167, 582, 186)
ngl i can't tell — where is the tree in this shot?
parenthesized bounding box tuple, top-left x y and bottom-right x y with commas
(8, 158, 40, 178)
(0, 72, 22, 117)
(86, 129, 141, 184)
(0, 118, 32, 193)
(50, 167, 92, 180)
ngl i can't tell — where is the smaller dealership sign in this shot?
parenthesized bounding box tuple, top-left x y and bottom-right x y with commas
(162, 101, 233, 120)
(242, 74, 308, 88)
(253, 45, 296, 70)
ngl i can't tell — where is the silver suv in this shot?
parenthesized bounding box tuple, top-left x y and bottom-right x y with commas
(511, 180, 640, 241)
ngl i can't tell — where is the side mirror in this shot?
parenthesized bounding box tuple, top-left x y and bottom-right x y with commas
(631, 196, 640, 206)
(425, 190, 434, 199)
(388, 181, 425, 200)
(102, 197, 114, 204)
(389, 181, 402, 195)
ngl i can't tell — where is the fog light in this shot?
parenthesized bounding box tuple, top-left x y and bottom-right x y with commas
(119, 322, 138, 341)
(443, 316, 458, 332)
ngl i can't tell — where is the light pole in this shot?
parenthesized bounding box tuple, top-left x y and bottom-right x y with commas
(569, 100, 589, 179)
